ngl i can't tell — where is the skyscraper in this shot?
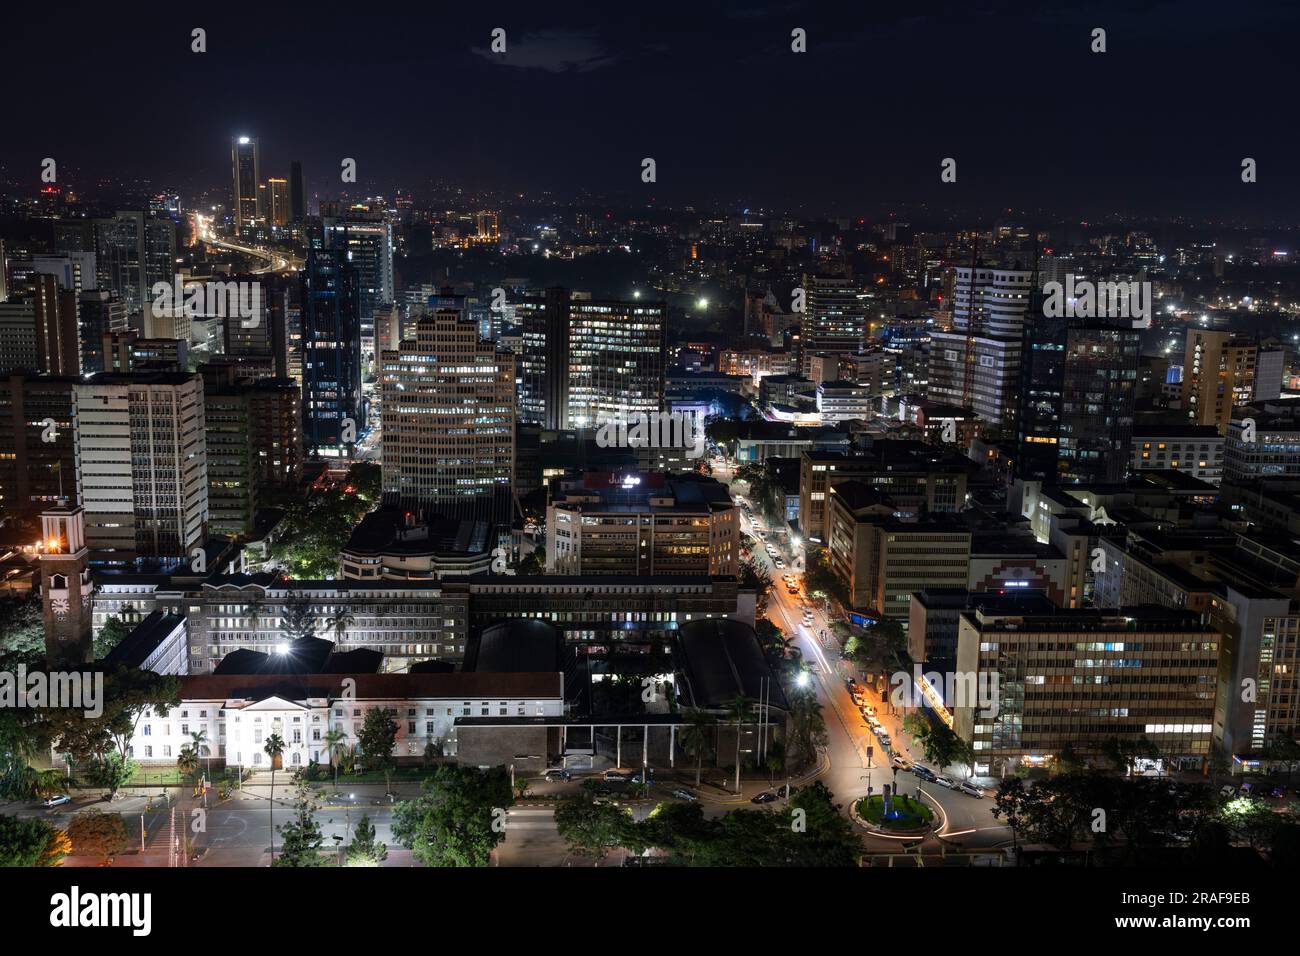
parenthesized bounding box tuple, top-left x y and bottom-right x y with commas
(300, 245, 363, 456)
(1055, 325, 1140, 483)
(231, 136, 261, 231)
(267, 177, 290, 227)
(567, 297, 667, 429)
(289, 160, 305, 223)
(380, 309, 515, 506)
(322, 216, 394, 354)
(801, 273, 867, 372)
(0, 373, 78, 518)
(1182, 329, 1260, 432)
(518, 286, 572, 429)
(93, 211, 176, 317)
(75, 372, 209, 564)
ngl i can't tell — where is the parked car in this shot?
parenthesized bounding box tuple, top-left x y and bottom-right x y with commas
(42, 794, 71, 808)
(1219, 785, 1236, 797)
(604, 769, 633, 782)
(1239, 781, 1256, 795)
(1271, 785, 1287, 799)
(958, 781, 984, 798)
(935, 776, 958, 790)
(543, 769, 571, 782)
(671, 788, 699, 802)
(591, 785, 613, 797)
(750, 790, 779, 804)
(912, 765, 937, 782)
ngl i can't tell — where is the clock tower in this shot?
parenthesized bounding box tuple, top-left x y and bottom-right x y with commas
(38, 501, 93, 665)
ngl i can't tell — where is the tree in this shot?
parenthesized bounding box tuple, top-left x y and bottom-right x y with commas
(680, 708, 716, 787)
(279, 591, 317, 643)
(906, 713, 964, 771)
(87, 752, 135, 801)
(263, 733, 286, 862)
(0, 815, 67, 866)
(514, 776, 531, 799)
(346, 814, 388, 867)
(786, 687, 828, 771)
(325, 605, 355, 644)
(274, 781, 328, 867)
(392, 765, 513, 867)
(0, 596, 45, 657)
(32, 769, 67, 800)
(177, 744, 199, 784)
(738, 557, 773, 615)
(356, 707, 398, 795)
(990, 776, 1030, 852)
(554, 795, 633, 860)
(324, 729, 347, 788)
(93, 616, 134, 660)
(68, 809, 129, 861)
(190, 728, 210, 780)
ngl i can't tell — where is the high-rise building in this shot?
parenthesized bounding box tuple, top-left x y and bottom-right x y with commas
(301, 245, 363, 456)
(266, 177, 290, 227)
(322, 218, 394, 351)
(1055, 325, 1140, 483)
(567, 297, 667, 429)
(77, 290, 128, 374)
(0, 274, 80, 376)
(380, 309, 515, 506)
(1182, 329, 1259, 432)
(518, 286, 573, 429)
(954, 602, 1218, 776)
(231, 136, 261, 230)
(289, 160, 305, 223)
(801, 274, 866, 373)
(93, 211, 176, 317)
(0, 373, 78, 518)
(75, 372, 209, 564)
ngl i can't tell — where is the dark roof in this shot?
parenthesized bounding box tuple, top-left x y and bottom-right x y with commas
(213, 637, 382, 676)
(463, 619, 564, 673)
(102, 610, 186, 669)
(674, 618, 789, 712)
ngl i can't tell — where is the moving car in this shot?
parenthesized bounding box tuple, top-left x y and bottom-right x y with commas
(604, 769, 634, 782)
(42, 794, 71, 808)
(671, 788, 699, 802)
(935, 776, 958, 790)
(891, 755, 913, 771)
(750, 790, 779, 804)
(958, 781, 984, 798)
(543, 769, 571, 782)
(911, 765, 937, 782)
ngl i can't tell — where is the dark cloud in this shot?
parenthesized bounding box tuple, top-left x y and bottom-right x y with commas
(471, 29, 618, 73)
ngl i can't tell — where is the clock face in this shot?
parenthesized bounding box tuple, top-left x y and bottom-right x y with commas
(52, 597, 70, 616)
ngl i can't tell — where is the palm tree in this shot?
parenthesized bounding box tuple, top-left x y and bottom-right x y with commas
(680, 708, 716, 787)
(728, 695, 753, 793)
(263, 733, 286, 862)
(326, 605, 355, 645)
(324, 729, 346, 789)
(190, 729, 210, 783)
(177, 744, 197, 779)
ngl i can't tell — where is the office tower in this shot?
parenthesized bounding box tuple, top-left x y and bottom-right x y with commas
(0, 373, 78, 518)
(928, 264, 1032, 433)
(322, 218, 394, 350)
(223, 276, 289, 377)
(567, 297, 667, 429)
(38, 502, 94, 664)
(1055, 325, 1140, 483)
(1225, 399, 1300, 480)
(200, 364, 258, 537)
(300, 246, 363, 455)
(31, 252, 97, 296)
(518, 286, 572, 429)
(380, 309, 515, 505)
(75, 372, 209, 564)
(954, 603, 1218, 776)
(289, 160, 305, 223)
(93, 211, 176, 317)
(267, 177, 290, 227)
(1255, 346, 1284, 401)
(231, 136, 261, 230)
(801, 274, 866, 372)
(78, 290, 127, 373)
(1182, 329, 1258, 431)
(0, 274, 80, 375)
(0, 238, 7, 301)
(248, 378, 302, 491)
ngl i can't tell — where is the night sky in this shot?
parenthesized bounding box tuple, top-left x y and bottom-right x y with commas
(4, 0, 1299, 222)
